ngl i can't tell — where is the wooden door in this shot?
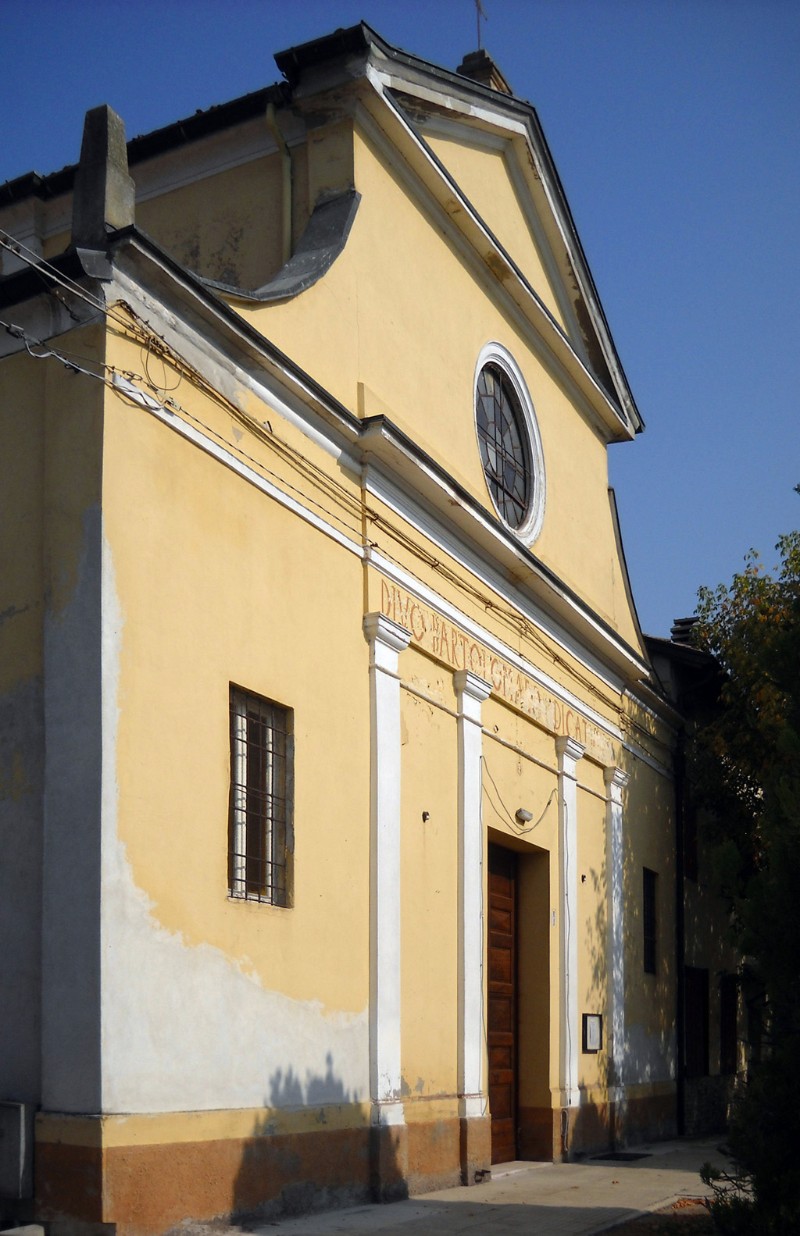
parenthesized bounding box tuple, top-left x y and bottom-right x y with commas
(488, 844, 517, 1163)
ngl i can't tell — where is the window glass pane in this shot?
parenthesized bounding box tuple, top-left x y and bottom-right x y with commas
(476, 363, 531, 529)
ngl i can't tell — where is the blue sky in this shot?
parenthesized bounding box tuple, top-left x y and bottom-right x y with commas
(2, 0, 798, 636)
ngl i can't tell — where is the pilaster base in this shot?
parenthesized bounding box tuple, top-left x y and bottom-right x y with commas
(369, 1122, 408, 1203)
(459, 1115, 491, 1185)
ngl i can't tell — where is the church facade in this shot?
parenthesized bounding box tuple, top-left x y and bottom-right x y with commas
(0, 24, 739, 1234)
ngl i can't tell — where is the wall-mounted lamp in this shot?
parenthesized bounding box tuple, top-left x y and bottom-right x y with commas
(515, 808, 532, 825)
(422, 811, 430, 823)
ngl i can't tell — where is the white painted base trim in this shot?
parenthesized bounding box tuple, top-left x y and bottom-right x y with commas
(458, 1094, 486, 1120)
(371, 1099, 405, 1128)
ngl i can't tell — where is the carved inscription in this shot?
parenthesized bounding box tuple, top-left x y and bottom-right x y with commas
(380, 579, 617, 765)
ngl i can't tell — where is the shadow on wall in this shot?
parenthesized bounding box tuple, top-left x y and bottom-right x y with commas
(577, 767, 680, 1153)
(268, 1052, 351, 1109)
(617, 767, 679, 1141)
(230, 1051, 388, 1225)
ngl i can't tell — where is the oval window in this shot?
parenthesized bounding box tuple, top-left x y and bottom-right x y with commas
(474, 344, 545, 541)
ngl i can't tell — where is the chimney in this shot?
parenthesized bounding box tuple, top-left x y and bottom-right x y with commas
(456, 49, 513, 95)
(670, 616, 699, 646)
(71, 104, 135, 249)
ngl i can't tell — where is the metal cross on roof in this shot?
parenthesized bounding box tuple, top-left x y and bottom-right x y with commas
(475, 0, 487, 50)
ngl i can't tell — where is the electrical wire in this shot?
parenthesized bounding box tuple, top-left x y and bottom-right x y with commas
(1, 226, 628, 726)
(1, 231, 108, 318)
(2, 314, 364, 544)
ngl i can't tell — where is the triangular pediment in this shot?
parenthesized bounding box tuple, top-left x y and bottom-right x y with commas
(344, 27, 642, 440)
(409, 107, 581, 340)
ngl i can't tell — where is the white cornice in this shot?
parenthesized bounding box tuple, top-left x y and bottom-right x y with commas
(416, 112, 509, 152)
(622, 737, 672, 780)
(352, 103, 605, 441)
(361, 423, 648, 684)
(109, 251, 359, 450)
(132, 117, 280, 205)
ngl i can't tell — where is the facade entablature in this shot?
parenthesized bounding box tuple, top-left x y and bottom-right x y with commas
(370, 565, 623, 770)
(359, 414, 648, 686)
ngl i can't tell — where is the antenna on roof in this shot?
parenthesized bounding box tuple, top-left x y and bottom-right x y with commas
(475, 0, 487, 50)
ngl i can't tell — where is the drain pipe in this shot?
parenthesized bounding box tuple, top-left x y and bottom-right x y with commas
(675, 727, 687, 1135)
(266, 102, 292, 265)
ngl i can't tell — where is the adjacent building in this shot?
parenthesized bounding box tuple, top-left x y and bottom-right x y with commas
(0, 24, 740, 1235)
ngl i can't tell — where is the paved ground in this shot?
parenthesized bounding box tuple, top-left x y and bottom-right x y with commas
(251, 1138, 728, 1236)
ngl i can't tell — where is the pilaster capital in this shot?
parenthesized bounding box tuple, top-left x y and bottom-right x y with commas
(555, 735, 585, 772)
(363, 612, 411, 658)
(453, 669, 491, 707)
(604, 766, 630, 800)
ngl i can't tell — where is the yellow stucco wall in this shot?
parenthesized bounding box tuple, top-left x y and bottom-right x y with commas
(623, 754, 678, 1078)
(0, 322, 108, 693)
(230, 123, 640, 648)
(137, 155, 286, 288)
(399, 655, 458, 1098)
(102, 322, 370, 1016)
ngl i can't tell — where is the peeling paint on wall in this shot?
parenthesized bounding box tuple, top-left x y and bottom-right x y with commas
(98, 531, 368, 1114)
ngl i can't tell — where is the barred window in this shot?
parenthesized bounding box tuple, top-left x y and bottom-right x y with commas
(473, 343, 546, 543)
(643, 868, 657, 974)
(229, 686, 293, 906)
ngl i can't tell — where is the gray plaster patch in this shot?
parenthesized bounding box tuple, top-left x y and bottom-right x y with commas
(0, 676, 43, 1102)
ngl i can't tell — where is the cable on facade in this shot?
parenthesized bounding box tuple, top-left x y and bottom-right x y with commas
(481, 755, 556, 836)
(0, 227, 629, 728)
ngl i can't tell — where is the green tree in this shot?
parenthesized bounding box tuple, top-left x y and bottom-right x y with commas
(692, 522, 800, 1234)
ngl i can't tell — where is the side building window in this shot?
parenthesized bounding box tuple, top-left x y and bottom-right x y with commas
(719, 973, 738, 1076)
(229, 685, 293, 907)
(685, 966, 710, 1077)
(643, 867, 657, 974)
(683, 800, 698, 883)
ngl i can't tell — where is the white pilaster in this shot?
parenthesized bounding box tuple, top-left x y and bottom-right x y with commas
(556, 735, 585, 1109)
(363, 612, 411, 1128)
(454, 669, 491, 1120)
(604, 766, 629, 1100)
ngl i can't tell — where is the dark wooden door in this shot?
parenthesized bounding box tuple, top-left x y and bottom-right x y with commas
(488, 844, 517, 1163)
